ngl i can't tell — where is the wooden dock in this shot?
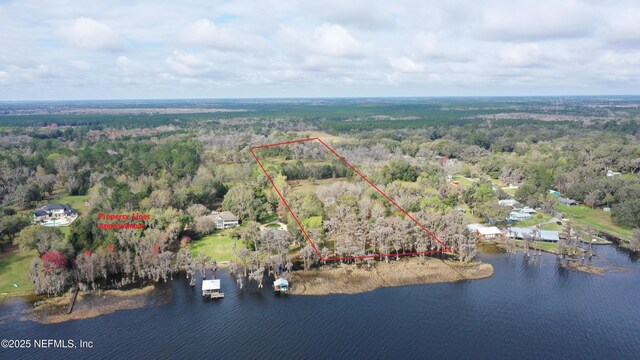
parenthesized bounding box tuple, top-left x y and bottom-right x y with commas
(202, 279, 224, 299)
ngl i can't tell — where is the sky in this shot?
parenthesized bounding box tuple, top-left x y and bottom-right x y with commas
(0, 0, 639, 100)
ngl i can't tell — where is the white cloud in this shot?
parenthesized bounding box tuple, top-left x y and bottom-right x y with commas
(482, 1, 594, 41)
(0, 0, 639, 99)
(389, 57, 424, 73)
(603, 7, 640, 46)
(63, 17, 124, 51)
(311, 23, 363, 58)
(116, 56, 138, 69)
(165, 50, 215, 77)
(69, 60, 92, 71)
(180, 19, 268, 52)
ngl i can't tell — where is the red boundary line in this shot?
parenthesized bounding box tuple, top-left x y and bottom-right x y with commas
(249, 138, 452, 262)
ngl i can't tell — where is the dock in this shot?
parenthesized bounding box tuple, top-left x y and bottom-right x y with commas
(202, 279, 224, 299)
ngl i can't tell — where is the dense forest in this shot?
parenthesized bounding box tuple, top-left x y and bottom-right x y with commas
(1, 98, 639, 295)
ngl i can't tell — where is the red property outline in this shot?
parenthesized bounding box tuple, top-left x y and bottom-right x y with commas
(249, 138, 452, 262)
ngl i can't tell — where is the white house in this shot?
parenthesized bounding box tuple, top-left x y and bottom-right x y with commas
(499, 199, 520, 207)
(607, 170, 622, 177)
(33, 204, 77, 223)
(476, 226, 503, 239)
(211, 211, 239, 229)
(467, 224, 503, 239)
(507, 211, 532, 221)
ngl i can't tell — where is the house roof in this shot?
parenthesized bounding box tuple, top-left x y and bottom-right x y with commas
(274, 278, 289, 287)
(33, 209, 48, 216)
(41, 204, 75, 212)
(477, 226, 502, 236)
(506, 227, 560, 241)
(466, 223, 482, 232)
(498, 199, 519, 206)
(202, 279, 220, 291)
(509, 211, 531, 218)
(558, 197, 578, 205)
(212, 211, 239, 222)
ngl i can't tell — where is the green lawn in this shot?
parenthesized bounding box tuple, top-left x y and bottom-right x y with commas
(0, 248, 36, 295)
(451, 175, 475, 188)
(288, 177, 348, 194)
(559, 205, 632, 240)
(512, 214, 552, 227)
(540, 222, 563, 231)
(188, 230, 245, 262)
(54, 194, 88, 213)
(512, 240, 559, 253)
(302, 216, 322, 229)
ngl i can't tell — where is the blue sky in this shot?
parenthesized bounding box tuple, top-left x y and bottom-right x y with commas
(0, 0, 639, 100)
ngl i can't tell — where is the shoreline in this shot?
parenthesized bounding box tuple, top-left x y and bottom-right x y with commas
(288, 257, 494, 296)
(25, 285, 160, 324)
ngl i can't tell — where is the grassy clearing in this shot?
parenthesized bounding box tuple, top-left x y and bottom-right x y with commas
(512, 214, 552, 227)
(0, 247, 36, 294)
(288, 177, 348, 193)
(559, 205, 632, 240)
(511, 240, 559, 253)
(54, 194, 88, 213)
(291, 131, 345, 143)
(302, 216, 322, 229)
(451, 175, 475, 188)
(540, 222, 563, 231)
(188, 230, 245, 263)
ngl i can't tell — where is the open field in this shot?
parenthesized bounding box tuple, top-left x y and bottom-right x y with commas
(451, 175, 475, 188)
(512, 214, 553, 228)
(188, 230, 245, 264)
(540, 222, 564, 231)
(559, 205, 632, 240)
(0, 247, 36, 295)
(54, 194, 88, 213)
(287, 177, 348, 193)
(291, 131, 346, 143)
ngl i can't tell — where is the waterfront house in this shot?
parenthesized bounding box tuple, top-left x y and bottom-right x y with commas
(506, 227, 560, 242)
(210, 211, 240, 229)
(476, 226, 503, 239)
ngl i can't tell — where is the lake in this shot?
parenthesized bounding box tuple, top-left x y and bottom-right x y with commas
(1, 245, 639, 359)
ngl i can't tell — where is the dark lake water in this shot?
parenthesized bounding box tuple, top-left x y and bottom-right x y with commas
(1, 245, 639, 360)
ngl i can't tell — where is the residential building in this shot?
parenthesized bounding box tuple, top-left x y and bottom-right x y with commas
(506, 227, 560, 242)
(499, 199, 520, 208)
(33, 204, 77, 223)
(466, 224, 504, 239)
(211, 211, 240, 229)
(507, 211, 532, 221)
(558, 197, 579, 206)
(547, 189, 561, 197)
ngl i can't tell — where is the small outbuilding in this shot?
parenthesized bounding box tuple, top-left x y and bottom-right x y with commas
(273, 278, 289, 293)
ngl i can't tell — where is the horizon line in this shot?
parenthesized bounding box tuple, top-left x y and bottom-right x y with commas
(2, 94, 640, 103)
